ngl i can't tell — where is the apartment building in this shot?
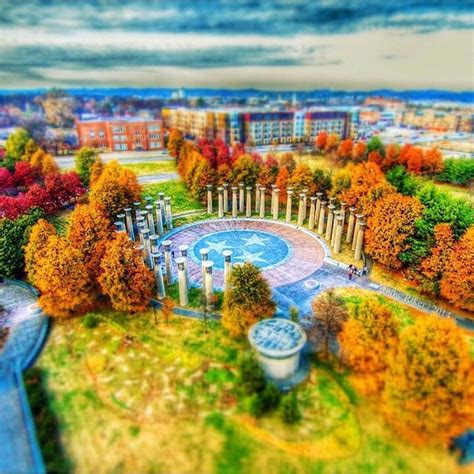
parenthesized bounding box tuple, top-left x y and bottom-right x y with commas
(76, 118, 164, 151)
(401, 109, 473, 132)
(243, 112, 294, 145)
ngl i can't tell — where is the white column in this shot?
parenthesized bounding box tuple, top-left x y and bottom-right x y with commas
(223, 183, 229, 213)
(124, 208, 135, 241)
(179, 244, 190, 287)
(317, 202, 327, 235)
(331, 211, 340, 247)
(176, 257, 188, 306)
(152, 252, 166, 299)
(145, 205, 155, 234)
(239, 183, 245, 213)
(134, 243, 146, 265)
(308, 197, 316, 230)
(334, 216, 344, 254)
(158, 192, 166, 222)
(270, 184, 276, 218)
(199, 248, 210, 291)
(340, 202, 347, 228)
(354, 222, 366, 261)
(154, 201, 164, 235)
(136, 218, 145, 245)
(246, 186, 252, 217)
(352, 214, 364, 250)
(286, 189, 293, 223)
(203, 260, 214, 308)
(140, 228, 153, 269)
(207, 185, 213, 214)
(232, 186, 238, 218)
(297, 193, 305, 225)
(149, 235, 159, 257)
(346, 207, 356, 243)
(259, 187, 266, 218)
(272, 189, 280, 220)
(133, 201, 141, 221)
(255, 186, 260, 213)
(163, 240, 173, 284)
(222, 249, 233, 292)
(164, 197, 173, 230)
(217, 187, 224, 218)
(325, 204, 335, 242)
(315, 192, 323, 225)
(302, 189, 308, 220)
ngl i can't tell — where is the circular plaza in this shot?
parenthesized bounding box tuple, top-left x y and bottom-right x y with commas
(165, 218, 326, 289)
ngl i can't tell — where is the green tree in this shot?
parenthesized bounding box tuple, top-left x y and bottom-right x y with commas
(386, 166, 421, 196)
(367, 136, 385, 157)
(231, 154, 260, 186)
(4, 128, 31, 167)
(281, 391, 302, 424)
(222, 262, 275, 337)
(436, 158, 474, 186)
(75, 147, 99, 186)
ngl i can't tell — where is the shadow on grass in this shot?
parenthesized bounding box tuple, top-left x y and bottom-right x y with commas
(24, 367, 72, 474)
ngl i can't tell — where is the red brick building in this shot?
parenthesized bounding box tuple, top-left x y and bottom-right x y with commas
(76, 118, 164, 151)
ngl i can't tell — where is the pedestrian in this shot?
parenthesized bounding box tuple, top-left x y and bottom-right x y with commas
(171, 250, 175, 258)
(348, 264, 353, 280)
(362, 265, 368, 276)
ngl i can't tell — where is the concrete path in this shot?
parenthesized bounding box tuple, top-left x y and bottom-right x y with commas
(138, 172, 178, 184)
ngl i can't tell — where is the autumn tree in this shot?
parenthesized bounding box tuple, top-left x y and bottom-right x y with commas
(99, 232, 154, 312)
(4, 128, 31, 165)
(13, 162, 38, 188)
(366, 136, 385, 157)
(383, 318, 473, 444)
(324, 133, 340, 156)
(222, 262, 275, 337)
(352, 141, 367, 162)
(422, 147, 444, 175)
(35, 235, 93, 318)
(339, 297, 399, 393)
(308, 289, 348, 359)
(22, 138, 38, 162)
(289, 163, 315, 195)
(89, 157, 104, 186)
(24, 219, 57, 284)
(315, 131, 328, 152)
(190, 157, 215, 201)
(365, 193, 423, 269)
(275, 166, 290, 203)
(279, 153, 296, 173)
(67, 204, 114, 280)
(41, 153, 59, 175)
(75, 147, 99, 186)
(40, 89, 75, 128)
(440, 226, 474, 311)
(336, 139, 353, 164)
(167, 129, 184, 159)
(89, 161, 142, 220)
(231, 154, 259, 186)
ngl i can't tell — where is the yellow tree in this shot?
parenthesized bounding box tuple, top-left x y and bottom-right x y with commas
(289, 163, 315, 195)
(339, 297, 399, 393)
(98, 232, 154, 312)
(41, 153, 59, 175)
(67, 203, 114, 280)
(167, 129, 184, 158)
(89, 161, 142, 220)
(383, 318, 473, 444)
(89, 157, 105, 186)
(24, 219, 57, 284)
(35, 235, 94, 318)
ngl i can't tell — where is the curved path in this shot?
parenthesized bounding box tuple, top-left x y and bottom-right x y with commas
(0, 280, 47, 474)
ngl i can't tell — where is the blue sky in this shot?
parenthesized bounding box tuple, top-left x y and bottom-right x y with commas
(0, 0, 472, 90)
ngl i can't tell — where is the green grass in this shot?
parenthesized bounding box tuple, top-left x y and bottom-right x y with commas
(142, 180, 204, 214)
(166, 282, 224, 310)
(121, 161, 177, 176)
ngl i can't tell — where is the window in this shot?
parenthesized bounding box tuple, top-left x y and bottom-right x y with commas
(148, 125, 161, 131)
(149, 133, 160, 139)
(99, 130, 105, 138)
(112, 126, 125, 133)
(89, 130, 96, 138)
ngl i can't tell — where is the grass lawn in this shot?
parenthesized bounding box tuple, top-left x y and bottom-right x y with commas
(28, 306, 462, 474)
(121, 161, 177, 176)
(142, 180, 204, 214)
(433, 181, 473, 204)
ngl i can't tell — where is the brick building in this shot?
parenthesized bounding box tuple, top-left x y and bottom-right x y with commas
(76, 118, 164, 151)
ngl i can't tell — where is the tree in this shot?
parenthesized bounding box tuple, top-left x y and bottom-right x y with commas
(222, 262, 275, 337)
(339, 298, 399, 393)
(75, 147, 99, 186)
(98, 232, 154, 312)
(161, 297, 175, 324)
(315, 131, 328, 152)
(312, 168, 332, 196)
(0, 168, 13, 192)
(336, 139, 353, 164)
(41, 153, 59, 175)
(40, 89, 75, 128)
(324, 133, 340, 155)
(231, 154, 259, 186)
(22, 138, 38, 162)
(281, 391, 302, 424)
(386, 165, 420, 196)
(279, 153, 296, 173)
(24, 219, 57, 284)
(440, 226, 474, 311)
(436, 158, 474, 186)
(35, 235, 93, 318)
(365, 193, 423, 269)
(383, 318, 473, 444)
(44, 172, 84, 211)
(30, 148, 46, 170)
(4, 128, 31, 164)
(190, 158, 215, 201)
(13, 162, 38, 188)
(422, 147, 444, 175)
(167, 129, 184, 159)
(352, 141, 367, 162)
(67, 204, 113, 280)
(289, 163, 315, 195)
(367, 136, 385, 157)
(89, 157, 104, 186)
(275, 166, 290, 203)
(308, 289, 348, 359)
(89, 161, 142, 220)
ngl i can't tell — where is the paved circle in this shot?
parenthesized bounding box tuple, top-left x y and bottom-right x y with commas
(166, 219, 325, 289)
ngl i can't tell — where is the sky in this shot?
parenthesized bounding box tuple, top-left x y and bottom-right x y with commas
(0, 0, 473, 91)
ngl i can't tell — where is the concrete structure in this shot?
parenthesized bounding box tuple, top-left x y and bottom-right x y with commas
(158, 193, 166, 223)
(152, 253, 166, 299)
(346, 207, 356, 243)
(308, 197, 316, 230)
(140, 228, 153, 268)
(222, 249, 233, 291)
(145, 205, 155, 235)
(246, 186, 252, 217)
(179, 244, 190, 287)
(199, 248, 210, 288)
(285, 188, 293, 223)
(124, 208, 135, 241)
(203, 260, 214, 307)
(297, 193, 305, 225)
(317, 201, 327, 235)
(315, 192, 323, 224)
(239, 183, 245, 213)
(232, 186, 238, 217)
(331, 211, 340, 247)
(207, 185, 213, 214)
(354, 222, 366, 261)
(217, 187, 224, 218)
(302, 189, 308, 220)
(77, 117, 164, 150)
(333, 215, 344, 254)
(352, 214, 364, 250)
(175, 257, 188, 306)
(325, 204, 335, 241)
(248, 318, 307, 380)
(133, 201, 141, 220)
(163, 240, 173, 284)
(223, 183, 229, 213)
(164, 197, 173, 230)
(272, 188, 280, 220)
(255, 186, 260, 213)
(154, 201, 164, 235)
(259, 187, 266, 218)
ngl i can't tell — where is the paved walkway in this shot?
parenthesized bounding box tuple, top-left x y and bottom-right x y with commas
(138, 172, 178, 184)
(0, 280, 47, 474)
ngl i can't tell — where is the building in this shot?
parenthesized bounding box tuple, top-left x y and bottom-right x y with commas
(301, 110, 351, 142)
(76, 118, 164, 151)
(401, 108, 473, 132)
(243, 111, 294, 145)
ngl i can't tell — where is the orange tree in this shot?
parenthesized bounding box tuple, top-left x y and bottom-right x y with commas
(167, 128, 184, 159)
(339, 297, 399, 393)
(383, 318, 473, 445)
(365, 192, 423, 269)
(335, 139, 353, 164)
(89, 160, 142, 220)
(315, 131, 328, 152)
(98, 232, 154, 312)
(67, 203, 114, 280)
(24, 218, 57, 284)
(440, 226, 474, 311)
(89, 157, 104, 186)
(275, 166, 290, 203)
(35, 235, 94, 318)
(222, 262, 275, 337)
(288, 163, 315, 195)
(231, 153, 259, 186)
(352, 141, 367, 162)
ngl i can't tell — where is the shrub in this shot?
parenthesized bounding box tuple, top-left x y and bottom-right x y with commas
(281, 391, 302, 424)
(239, 353, 266, 395)
(83, 313, 100, 328)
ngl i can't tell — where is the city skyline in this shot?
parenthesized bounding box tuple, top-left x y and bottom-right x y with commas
(0, 0, 472, 91)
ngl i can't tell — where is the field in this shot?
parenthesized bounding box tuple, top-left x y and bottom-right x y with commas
(121, 161, 177, 176)
(27, 293, 465, 474)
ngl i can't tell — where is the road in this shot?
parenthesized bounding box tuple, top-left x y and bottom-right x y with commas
(138, 172, 178, 184)
(55, 150, 172, 170)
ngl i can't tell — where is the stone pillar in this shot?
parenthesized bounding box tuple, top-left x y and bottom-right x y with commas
(315, 192, 323, 224)
(207, 185, 213, 214)
(154, 201, 164, 235)
(152, 252, 166, 299)
(246, 186, 252, 217)
(145, 205, 155, 234)
(272, 189, 280, 220)
(114, 220, 125, 232)
(145, 196, 153, 207)
(134, 243, 146, 265)
(217, 187, 224, 218)
(164, 197, 173, 230)
(286, 188, 293, 223)
(222, 249, 233, 292)
(354, 222, 366, 261)
(329, 196, 336, 206)
(259, 187, 266, 218)
(203, 260, 214, 307)
(317, 201, 327, 235)
(232, 186, 238, 217)
(199, 248, 210, 289)
(352, 214, 364, 250)
(334, 216, 344, 254)
(255, 186, 260, 213)
(223, 183, 229, 213)
(116, 212, 126, 231)
(297, 193, 305, 225)
(239, 183, 245, 213)
(302, 189, 308, 220)
(136, 217, 145, 245)
(308, 197, 317, 230)
(325, 204, 335, 241)
(158, 192, 166, 222)
(149, 234, 159, 256)
(176, 257, 188, 306)
(340, 202, 347, 227)
(133, 201, 141, 221)
(124, 208, 135, 241)
(179, 244, 190, 287)
(331, 211, 340, 247)
(141, 228, 154, 269)
(270, 184, 276, 218)
(163, 240, 173, 284)
(346, 207, 356, 243)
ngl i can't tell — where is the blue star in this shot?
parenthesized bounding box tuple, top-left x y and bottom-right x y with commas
(235, 248, 267, 264)
(242, 233, 268, 247)
(205, 239, 230, 254)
